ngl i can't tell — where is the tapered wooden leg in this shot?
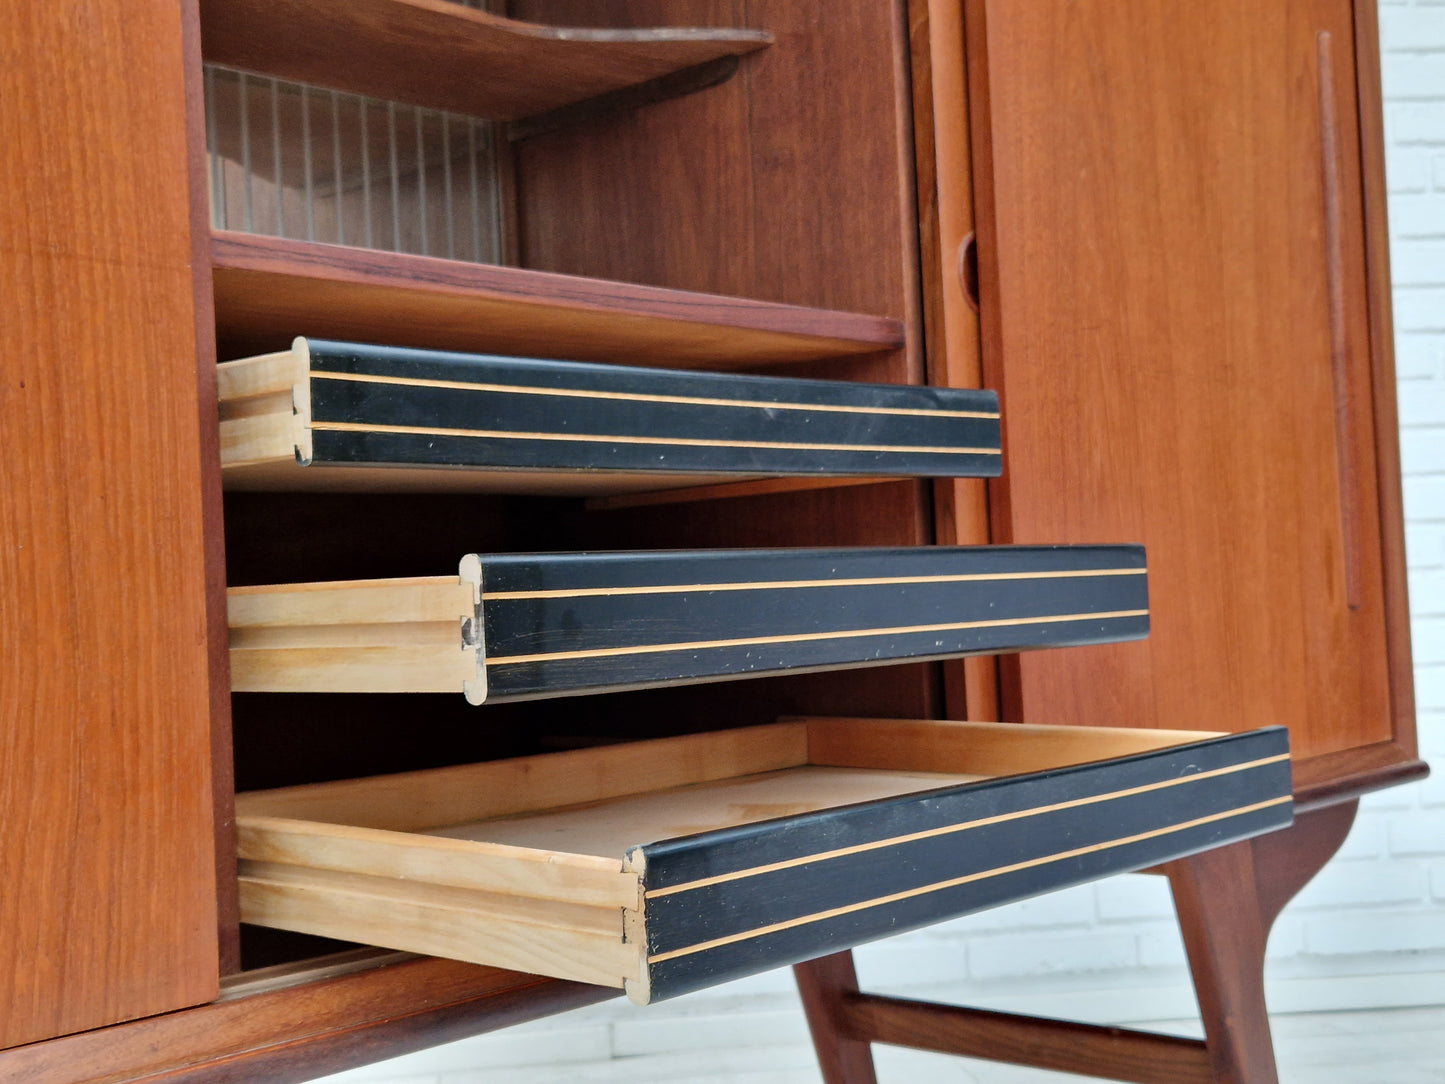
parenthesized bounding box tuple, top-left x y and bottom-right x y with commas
(795, 951, 879, 1084)
(1167, 801, 1358, 1084)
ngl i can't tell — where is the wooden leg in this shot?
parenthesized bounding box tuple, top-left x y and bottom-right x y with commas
(794, 951, 879, 1084)
(1167, 800, 1358, 1084)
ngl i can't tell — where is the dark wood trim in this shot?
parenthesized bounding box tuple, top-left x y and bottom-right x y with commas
(795, 952, 879, 1084)
(958, 0, 1013, 547)
(506, 56, 744, 142)
(838, 995, 1211, 1084)
(1352, 0, 1419, 765)
(1291, 741, 1428, 813)
(889, 0, 930, 395)
(907, 0, 943, 398)
(0, 957, 614, 1084)
(199, 0, 770, 123)
(1249, 800, 1359, 929)
(1168, 841, 1279, 1084)
(181, 0, 242, 980)
(958, 0, 1024, 725)
(1167, 800, 1359, 1084)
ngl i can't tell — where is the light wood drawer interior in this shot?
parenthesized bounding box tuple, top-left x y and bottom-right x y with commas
(236, 717, 1292, 1003)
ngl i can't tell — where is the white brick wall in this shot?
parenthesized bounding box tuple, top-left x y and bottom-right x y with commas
(318, 5, 1444, 1077)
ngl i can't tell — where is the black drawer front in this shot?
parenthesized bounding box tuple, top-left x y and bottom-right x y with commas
(478, 544, 1149, 701)
(636, 727, 1291, 1002)
(304, 339, 1001, 478)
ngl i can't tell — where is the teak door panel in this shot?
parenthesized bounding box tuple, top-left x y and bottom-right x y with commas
(962, 0, 1395, 760)
(0, 0, 225, 1048)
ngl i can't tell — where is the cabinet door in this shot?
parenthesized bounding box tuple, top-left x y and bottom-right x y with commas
(0, 0, 225, 1047)
(959, 0, 1409, 764)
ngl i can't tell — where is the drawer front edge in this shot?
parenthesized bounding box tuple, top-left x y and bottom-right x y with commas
(636, 727, 1292, 1002)
(302, 339, 1004, 479)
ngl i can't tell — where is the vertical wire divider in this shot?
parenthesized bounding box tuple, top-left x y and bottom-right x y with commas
(240, 73, 254, 233)
(361, 97, 374, 249)
(271, 77, 285, 237)
(442, 114, 456, 261)
(301, 83, 315, 242)
(415, 105, 428, 257)
(205, 65, 226, 231)
(490, 123, 503, 263)
(331, 90, 345, 246)
(469, 121, 482, 263)
(388, 101, 402, 251)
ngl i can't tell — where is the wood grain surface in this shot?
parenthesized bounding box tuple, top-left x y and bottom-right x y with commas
(200, 0, 770, 122)
(211, 232, 904, 365)
(0, 954, 614, 1084)
(511, 0, 922, 378)
(795, 951, 880, 1084)
(963, 0, 1396, 764)
(1351, 0, 1420, 776)
(0, 0, 223, 1047)
(910, 0, 1000, 724)
(509, 0, 935, 726)
(837, 995, 1212, 1083)
(1165, 802, 1358, 1082)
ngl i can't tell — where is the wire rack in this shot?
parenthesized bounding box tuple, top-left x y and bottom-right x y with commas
(204, 63, 503, 265)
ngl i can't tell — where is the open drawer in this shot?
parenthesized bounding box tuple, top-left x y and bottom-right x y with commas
(217, 338, 1001, 494)
(227, 544, 1150, 704)
(235, 717, 1292, 1003)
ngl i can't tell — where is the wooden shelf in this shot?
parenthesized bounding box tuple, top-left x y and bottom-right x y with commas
(212, 233, 905, 368)
(233, 718, 1291, 1003)
(198, 0, 771, 123)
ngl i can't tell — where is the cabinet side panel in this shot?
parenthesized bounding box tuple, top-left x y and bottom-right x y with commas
(968, 0, 1394, 759)
(0, 0, 222, 1047)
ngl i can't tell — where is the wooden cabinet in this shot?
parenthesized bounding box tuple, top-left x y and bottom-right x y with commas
(0, 0, 1421, 1081)
(953, 0, 1415, 785)
(0, 1, 226, 1051)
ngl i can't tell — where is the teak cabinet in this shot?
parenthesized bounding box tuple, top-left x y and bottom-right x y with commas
(0, 1, 1421, 1082)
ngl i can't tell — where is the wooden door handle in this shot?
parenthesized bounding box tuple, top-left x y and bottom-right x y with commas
(1317, 30, 1361, 611)
(958, 231, 980, 313)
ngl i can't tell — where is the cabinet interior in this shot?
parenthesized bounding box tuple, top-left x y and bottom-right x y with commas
(204, 0, 941, 973)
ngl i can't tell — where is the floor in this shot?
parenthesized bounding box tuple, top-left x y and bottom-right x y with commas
(325, 1002, 1445, 1083)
